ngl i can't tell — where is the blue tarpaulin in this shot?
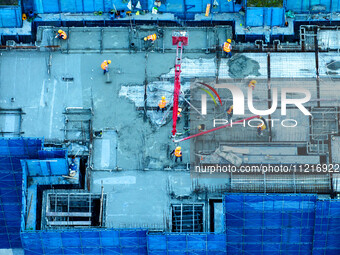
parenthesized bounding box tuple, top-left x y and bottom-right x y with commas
(34, 0, 148, 13)
(246, 7, 285, 27)
(286, 0, 340, 13)
(0, 1, 22, 28)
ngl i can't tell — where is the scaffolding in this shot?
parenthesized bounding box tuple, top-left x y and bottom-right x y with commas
(171, 204, 204, 233)
(41, 191, 106, 229)
(0, 138, 42, 248)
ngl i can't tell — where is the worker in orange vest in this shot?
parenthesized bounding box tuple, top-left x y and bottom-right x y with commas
(56, 29, 67, 40)
(223, 39, 232, 58)
(144, 33, 157, 42)
(257, 122, 266, 136)
(248, 80, 257, 90)
(177, 108, 182, 121)
(170, 146, 182, 162)
(227, 105, 233, 122)
(101, 60, 111, 75)
(157, 96, 167, 112)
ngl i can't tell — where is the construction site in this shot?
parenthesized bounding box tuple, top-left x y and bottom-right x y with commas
(0, 0, 340, 254)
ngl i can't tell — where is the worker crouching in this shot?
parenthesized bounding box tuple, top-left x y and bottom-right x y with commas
(101, 60, 111, 75)
(171, 146, 182, 163)
(157, 96, 167, 112)
(56, 29, 67, 40)
(223, 39, 232, 58)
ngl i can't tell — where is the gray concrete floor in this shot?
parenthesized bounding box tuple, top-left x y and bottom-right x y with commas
(2, 26, 340, 231)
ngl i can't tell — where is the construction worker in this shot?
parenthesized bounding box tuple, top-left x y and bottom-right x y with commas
(144, 33, 157, 42)
(177, 108, 182, 121)
(101, 60, 111, 75)
(170, 146, 182, 163)
(223, 39, 232, 58)
(257, 122, 266, 136)
(157, 96, 167, 112)
(227, 105, 233, 122)
(56, 29, 67, 40)
(248, 80, 257, 90)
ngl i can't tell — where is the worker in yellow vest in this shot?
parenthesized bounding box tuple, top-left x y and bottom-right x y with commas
(257, 122, 266, 136)
(223, 39, 232, 58)
(248, 80, 257, 90)
(170, 146, 182, 162)
(177, 108, 182, 121)
(227, 105, 233, 122)
(144, 33, 157, 42)
(56, 29, 67, 40)
(101, 60, 111, 75)
(157, 96, 167, 112)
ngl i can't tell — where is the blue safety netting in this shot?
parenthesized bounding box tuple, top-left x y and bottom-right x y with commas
(224, 193, 317, 255)
(312, 200, 340, 255)
(21, 229, 148, 255)
(286, 0, 340, 13)
(246, 7, 285, 27)
(0, 138, 42, 248)
(147, 233, 227, 255)
(0, 138, 68, 249)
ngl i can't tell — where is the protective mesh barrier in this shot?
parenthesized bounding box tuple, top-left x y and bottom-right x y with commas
(147, 233, 227, 255)
(0, 138, 42, 248)
(0, 138, 67, 249)
(224, 194, 317, 255)
(21, 229, 147, 255)
(313, 200, 340, 255)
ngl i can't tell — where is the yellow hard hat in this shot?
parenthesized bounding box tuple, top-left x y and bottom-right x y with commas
(161, 96, 166, 100)
(176, 146, 181, 150)
(227, 39, 232, 43)
(178, 108, 182, 112)
(144, 37, 147, 41)
(58, 29, 63, 33)
(107, 60, 111, 64)
(250, 80, 257, 84)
